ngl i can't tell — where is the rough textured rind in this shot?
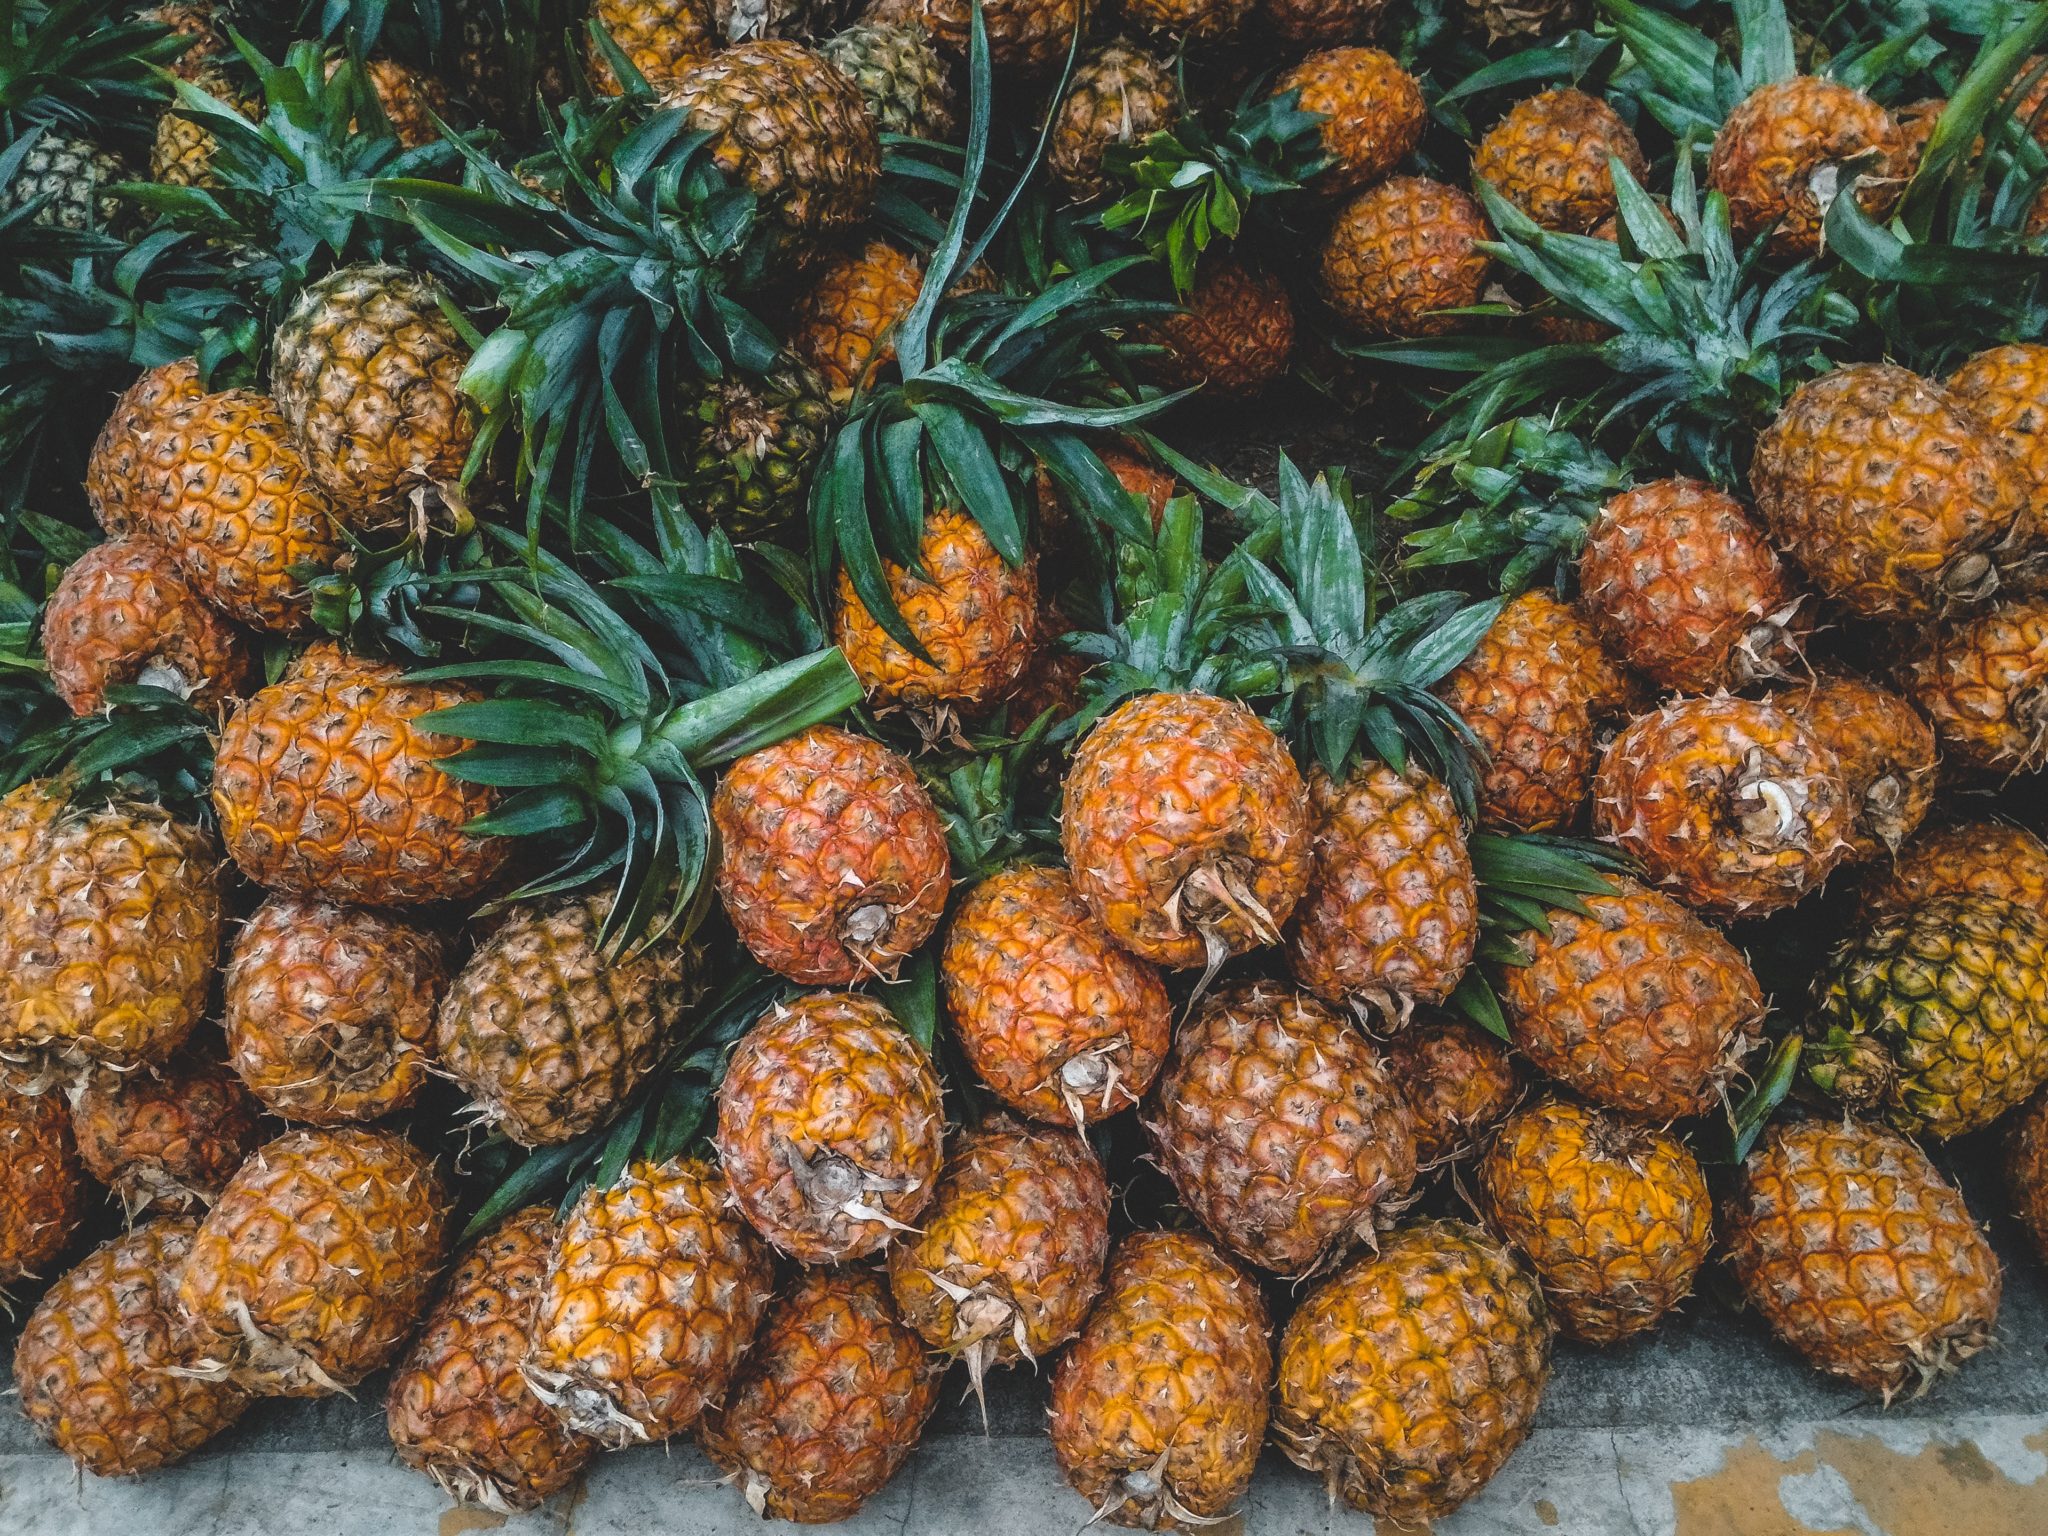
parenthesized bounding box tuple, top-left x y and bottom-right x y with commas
(1707, 77, 1904, 257)
(0, 1087, 88, 1284)
(69, 1050, 261, 1217)
(1148, 258, 1297, 398)
(1263, 0, 1386, 46)
(86, 358, 207, 535)
(1121, 0, 1253, 41)
(1048, 44, 1177, 203)
(1278, 48, 1426, 196)
(786, 239, 924, 394)
(1322, 176, 1491, 336)
(820, 22, 954, 141)
(1770, 672, 1936, 862)
(1473, 88, 1646, 233)
(1949, 342, 2048, 528)
(1862, 819, 2048, 918)
(1383, 1013, 1519, 1166)
(918, 0, 1083, 74)
(43, 536, 254, 715)
(1898, 596, 2048, 774)
(587, 0, 714, 92)
(2008, 1090, 2048, 1265)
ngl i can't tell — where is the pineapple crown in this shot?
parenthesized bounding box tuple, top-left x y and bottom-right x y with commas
(919, 714, 1063, 882)
(0, 0, 186, 145)
(0, 677, 216, 817)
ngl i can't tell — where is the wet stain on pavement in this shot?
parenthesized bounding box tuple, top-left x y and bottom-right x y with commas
(437, 1507, 507, 1536)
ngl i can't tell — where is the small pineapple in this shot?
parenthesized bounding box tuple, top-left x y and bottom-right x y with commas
(1461, 0, 1585, 45)
(1382, 1012, 1519, 1166)
(1769, 672, 1936, 862)
(919, 0, 1084, 75)
(1707, 77, 1904, 258)
(1147, 257, 1297, 399)
(41, 536, 255, 714)
(1472, 88, 1647, 233)
(1322, 175, 1492, 337)
(1949, 343, 2048, 528)
(86, 358, 208, 536)
(1897, 596, 2048, 775)
(1, 131, 133, 234)
(714, 992, 945, 1262)
(820, 21, 956, 141)
(712, 725, 952, 984)
(1277, 47, 1426, 197)
(1862, 819, 2048, 919)
(588, 0, 716, 93)
(1, 1088, 88, 1288)
(1261, 0, 1387, 47)
(69, 1051, 261, 1218)
(679, 358, 836, 540)
(1048, 43, 1178, 204)
(1121, 0, 1253, 40)
(787, 239, 927, 396)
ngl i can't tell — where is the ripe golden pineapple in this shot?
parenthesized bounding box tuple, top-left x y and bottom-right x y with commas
(1262, 0, 1386, 46)
(1323, 175, 1492, 337)
(820, 20, 956, 141)
(1278, 47, 1426, 196)
(87, 358, 207, 535)
(1503, 876, 1764, 1120)
(941, 864, 1171, 1130)
(352, 57, 454, 147)
(13, 1218, 248, 1476)
(1769, 672, 1936, 861)
(177, 1126, 451, 1396)
(1382, 1012, 1519, 1166)
(1707, 77, 1905, 257)
(1062, 690, 1312, 969)
(150, 72, 253, 190)
(1149, 982, 1419, 1276)
(714, 992, 944, 1262)
(1478, 1097, 1711, 1344)
(1, 1087, 87, 1287)
(699, 1268, 944, 1523)
(0, 783, 222, 1088)
(919, 0, 1083, 74)
(1898, 596, 2048, 775)
(2009, 1090, 2048, 1265)
(660, 41, 880, 269)
(588, 0, 715, 93)
(712, 724, 952, 984)
(1594, 694, 1850, 918)
(1048, 43, 1178, 203)
(1862, 819, 2048, 918)
(1948, 342, 2048, 529)
(222, 896, 448, 1124)
(1287, 759, 1477, 1019)
(42, 536, 255, 714)
(212, 644, 506, 906)
(525, 1158, 771, 1446)
(1724, 1117, 2000, 1398)
(387, 1206, 595, 1511)
(437, 896, 691, 1146)
(1275, 1221, 1551, 1525)
(787, 238, 925, 395)
(69, 1050, 261, 1218)
(1049, 1230, 1272, 1530)
(143, 2, 228, 80)
(1438, 589, 1634, 832)
(1579, 478, 1810, 692)
(1148, 257, 1298, 398)
(1122, 0, 1253, 39)
(1750, 363, 2031, 621)
(269, 265, 476, 521)
(1472, 88, 1647, 233)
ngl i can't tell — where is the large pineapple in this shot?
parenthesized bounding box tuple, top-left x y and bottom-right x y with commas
(1724, 1118, 2000, 1398)
(1, 130, 133, 234)
(222, 897, 448, 1124)
(41, 536, 255, 714)
(1770, 672, 1936, 862)
(13, 1219, 248, 1476)
(1477, 1098, 1711, 1344)
(820, 20, 956, 141)
(1949, 343, 2048, 527)
(1278, 47, 1426, 196)
(698, 1268, 944, 1523)
(1898, 596, 2048, 775)
(1, 1087, 87, 1288)
(69, 1051, 261, 1218)
(1274, 1221, 1551, 1525)
(386, 1207, 595, 1511)
(712, 724, 952, 984)
(86, 358, 207, 535)
(679, 358, 836, 540)
(1502, 877, 1765, 1121)
(1049, 1230, 1272, 1530)
(1472, 88, 1647, 233)
(1061, 690, 1312, 970)
(787, 239, 927, 396)
(940, 863, 1171, 1131)
(212, 644, 506, 906)
(588, 0, 716, 93)
(524, 1157, 772, 1445)
(0, 782, 222, 1087)
(1323, 176, 1492, 337)
(1148, 982, 1419, 1276)
(1048, 43, 1178, 204)
(437, 896, 691, 1146)
(1707, 77, 1904, 258)
(1383, 1012, 1519, 1166)
(714, 992, 945, 1262)
(1147, 257, 1297, 398)
(177, 1127, 451, 1396)
(1862, 819, 2048, 918)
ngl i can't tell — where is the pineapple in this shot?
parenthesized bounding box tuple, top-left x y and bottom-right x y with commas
(1047, 43, 1179, 204)
(222, 897, 448, 1125)
(1286, 759, 1478, 1021)
(143, 2, 227, 80)
(1593, 694, 1850, 918)
(1461, 0, 1585, 45)
(150, 71, 253, 190)
(1322, 175, 1492, 336)
(698, 1269, 943, 1523)
(212, 643, 506, 906)
(1750, 363, 2031, 621)
(139, 389, 348, 633)
(13, 1219, 248, 1476)
(1262, 0, 1387, 47)
(86, 358, 207, 536)
(1578, 478, 1810, 693)
(2009, 1090, 2048, 1265)
(1148, 981, 1420, 1276)
(1472, 88, 1647, 233)
(887, 1119, 1109, 1402)
(350, 57, 454, 148)
(1707, 77, 1904, 258)
(1724, 1118, 2000, 1398)
(713, 991, 945, 1262)
(820, 20, 956, 141)
(1034, 439, 1180, 542)
(177, 1126, 451, 1396)
(712, 725, 952, 984)
(436, 896, 691, 1147)
(41, 536, 256, 714)
(1438, 590, 1634, 832)
(1502, 877, 1765, 1121)
(0, 1088, 87, 1288)
(833, 508, 1039, 711)
(658, 40, 881, 269)
(1382, 1012, 1519, 1166)
(919, 0, 1084, 75)
(1807, 893, 2048, 1140)
(1949, 343, 2048, 530)
(1769, 672, 1936, 862)
(1061, 691, 1312, 970)
(941, 863, 1172, 1131)
(1862, 819, 2048, 919)
(1, 130, 133, 234)
(680, 358, 836, 540)
(1477, 1097, 1711, 1344)
(269, 264, 476, 523)
(0, 782, 222, 1088)
(387, 1207, 595, 1511)
(1049, 1230, 1272, 1530)
(525, 1157, 770, 1445)
(1277, 47, 1426, 197)
(1894, 95, 1946, 168)
(69, 1050, 261, 1219)
(788, 239, 927, 396)
(1147, 257, 1297, 399)
(1898, 596, 2048, 775)
(1122, 0, 1253, 39)
(1275, 1221, 1551, 1525)
(588, 0, 716, 93)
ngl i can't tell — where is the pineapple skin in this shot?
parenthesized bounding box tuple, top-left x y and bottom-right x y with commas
(1263, 0, 1388, 47)
(587, 0, 717, 93)
(1, 132, 132, 234)
(87, 357, 208, 536)
(0, 1087, 88, 1285)
(1861, 819, 2048, 919)
(1472, 87, 1646, 233)
(1149, 258, 1298, 398)
(1949, 342, 2048, 530)
(42, 536, 255, 715)
(919, 0, 1084, 74)
(1279, 47, 1426, 197)
(1770, 672, 1936, 862)
(1708, 77, 1904, 259)
(787, 238, 925, 394)
(1048, 44, 1178, 203)
(1382, 1013, 1519, 1165)
(1899, 595, 2048, 775)
(820, 21, 956, 141)
(1321, 175, 1492, 337)
(69, 1051, 261, 1218)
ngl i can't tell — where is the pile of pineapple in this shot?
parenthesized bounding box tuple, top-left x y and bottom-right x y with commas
(3, 0, 2048, 1526)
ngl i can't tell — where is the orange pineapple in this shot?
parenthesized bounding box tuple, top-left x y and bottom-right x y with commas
(1770, 672, 1936, 861)
(1949, 342, 2048, 531)
(1707, 77, 1904, 257)
(787, 238, 924, 395)
(86, 358, 206, 534)
(42, 536, 255, 714)
(588, 0, 715, 92)
(69, 1050, 261, 1218)
(1121, 0, 1253, 39)
(1148, 257, 1297, 399)
(1, 1088, 88, 1288)
(1322, 176, 1492, 337)
(1472, 88, 1647, 233)
(1262, 0, 1386, 45)
(1898, 596, 2048, 775)
(918, 0, 1083, 74)
(1278, 47, 1426, 196)
(1862, 819, 2048, 918)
